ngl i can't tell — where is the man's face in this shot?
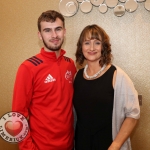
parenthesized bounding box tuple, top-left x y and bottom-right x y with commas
(38, 18, 66, 52)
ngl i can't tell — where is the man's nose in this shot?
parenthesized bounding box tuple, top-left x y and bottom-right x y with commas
(51, 30, 57, 37)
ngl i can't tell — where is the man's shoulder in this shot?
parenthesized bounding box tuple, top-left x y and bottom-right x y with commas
(63, 56, 74, 64)
(22, 53, 44, 68)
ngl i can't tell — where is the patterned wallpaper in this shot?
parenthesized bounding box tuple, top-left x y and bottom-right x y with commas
(0, 0, 150, 149)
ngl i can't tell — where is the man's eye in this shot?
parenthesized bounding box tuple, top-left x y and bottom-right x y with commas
(56, 28, 62, 31)
(44, 29, 50, 32)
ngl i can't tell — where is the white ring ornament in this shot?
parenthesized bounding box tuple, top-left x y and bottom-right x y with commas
(59, 0, 79, 17)
(99, 4, 108, 14)
(90, 0, 104, 7)
(80, 0, 93, 13)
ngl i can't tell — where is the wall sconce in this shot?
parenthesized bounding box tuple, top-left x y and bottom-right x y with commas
(59, 0, 150, 17)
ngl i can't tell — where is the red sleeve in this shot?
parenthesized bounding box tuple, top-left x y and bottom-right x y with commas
(71, 59, 77, 77)
(12, 64, 33, 116)
(12, 64, 37, 150)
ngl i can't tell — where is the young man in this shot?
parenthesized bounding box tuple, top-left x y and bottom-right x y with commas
(12, 10, 76, 150)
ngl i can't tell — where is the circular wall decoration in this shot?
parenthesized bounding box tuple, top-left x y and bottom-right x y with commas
(99, 4, 108, 14)
(105, 0, 118, 8)
(58, 0, 150, 17)
(77, 0, 84, 2)
(80, 0, 93, 13)
(125, 0, 138, 13)
(119, 0, 126, 2)
(114, 4, 126, 16)
(144, 0, 150, 11)
(59, 0, 78, 17)
(90, 0, 104, 7)
(136, 0, 146, 2)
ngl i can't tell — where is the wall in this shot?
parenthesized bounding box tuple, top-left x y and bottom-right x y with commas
(0, 0, 150, 149)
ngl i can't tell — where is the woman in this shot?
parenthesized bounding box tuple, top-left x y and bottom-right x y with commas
(73, 24, 140, 150)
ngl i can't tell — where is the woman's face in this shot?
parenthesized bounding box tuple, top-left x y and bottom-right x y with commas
(82, 36, 102, 63)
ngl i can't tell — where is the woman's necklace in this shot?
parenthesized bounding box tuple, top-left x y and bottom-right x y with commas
(84, 64, 106, 79)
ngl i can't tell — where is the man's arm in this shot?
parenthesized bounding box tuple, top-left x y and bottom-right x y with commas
(12, 64, 37, 150)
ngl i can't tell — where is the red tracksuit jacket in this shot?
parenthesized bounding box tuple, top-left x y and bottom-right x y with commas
(12, 48, 76, 150)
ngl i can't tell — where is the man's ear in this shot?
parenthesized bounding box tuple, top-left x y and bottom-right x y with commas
(38, 32, 42, 40)
(64, 28, 66, 37)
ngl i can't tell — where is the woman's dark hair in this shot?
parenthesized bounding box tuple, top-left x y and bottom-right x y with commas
(75, 24, 112, 67)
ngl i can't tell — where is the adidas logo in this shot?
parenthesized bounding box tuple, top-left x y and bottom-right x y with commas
(44, 74, 56, 83)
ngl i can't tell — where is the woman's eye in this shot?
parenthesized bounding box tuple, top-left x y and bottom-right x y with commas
(84, 42, 89, 45)
(96, 42, 101, 45)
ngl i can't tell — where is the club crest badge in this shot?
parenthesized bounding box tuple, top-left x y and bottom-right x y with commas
(65, 70, 73, 83)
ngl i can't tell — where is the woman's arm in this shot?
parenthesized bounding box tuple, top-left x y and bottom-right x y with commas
(110, 67, 139, 150)
(108, 117, 138, 150)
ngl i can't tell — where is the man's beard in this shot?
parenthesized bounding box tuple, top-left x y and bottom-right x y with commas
(42, 38, 64, 52)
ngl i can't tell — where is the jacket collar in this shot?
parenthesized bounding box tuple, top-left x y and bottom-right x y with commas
(40, 47, 66, 62)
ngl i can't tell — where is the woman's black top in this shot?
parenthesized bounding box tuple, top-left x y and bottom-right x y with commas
(73, 65, 116, 150)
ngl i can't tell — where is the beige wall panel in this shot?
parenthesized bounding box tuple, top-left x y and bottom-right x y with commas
(0, 0, 149, 149)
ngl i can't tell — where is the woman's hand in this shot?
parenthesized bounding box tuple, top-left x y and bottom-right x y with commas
(108, 142, 121, 150)
(108, 117, 138, 150)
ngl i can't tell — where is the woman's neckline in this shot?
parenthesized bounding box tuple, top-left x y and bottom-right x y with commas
(82, 64, 112, 81)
